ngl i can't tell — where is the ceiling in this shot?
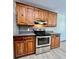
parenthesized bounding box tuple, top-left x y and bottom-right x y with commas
(15, 0, 66, 15)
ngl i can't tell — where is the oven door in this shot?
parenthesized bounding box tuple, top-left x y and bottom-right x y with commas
(36, 36, 51, 47)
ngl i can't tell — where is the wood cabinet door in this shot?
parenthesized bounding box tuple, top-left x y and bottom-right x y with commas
(16, 4, 26, 25)
(43, 10, 49, 26)
(48, 12, 57, 27)
(54, 36, 60, 48)
(14, 41, 25, 57)
(51, 35, 55, 48)
(44, 10, 49, 21)
(23, 36, 35, 55)
(51, 34, 60, 48)
(16, 4, 19, 24)
(38, 9, 44, 20)
(26, 37, 35, 54)
(27, 39, 34, 54)
(39, 10, 48, 20)
(34, 8, 40, 20)
(24, 40, 28, 55)
(25, 6, 34, 25)
(34, 8, 45, 20)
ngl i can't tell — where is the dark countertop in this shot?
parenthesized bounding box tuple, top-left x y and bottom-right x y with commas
(13, 31, 60, 37)
(13, 33, 35, 37)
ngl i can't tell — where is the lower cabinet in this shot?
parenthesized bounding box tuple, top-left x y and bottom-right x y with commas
(14, 41, 25, 57)
(51, 34, 60, 48)
(24, 37, 35, 55)
(27, 39, 34, 54)
(14, 36, 35, 58)
(14, 34, 60, 58)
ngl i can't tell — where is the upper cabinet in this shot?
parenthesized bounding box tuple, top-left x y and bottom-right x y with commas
(16, 3, 34, 26)
(16, 3, 57, 27)
(25, 6, 34, 25)
(48, 12, 57, 27)
(34, 8, 42, 20)
(16, 4, 26, 25)
(34, 8, 48, 21)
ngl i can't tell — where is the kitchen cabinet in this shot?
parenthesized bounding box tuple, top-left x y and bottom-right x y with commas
(34, 8, 48, 27)
(51, 34, 60, 48)
(38, 10, 49, 25)
(43, 10, 49, 21)
(16, 4, 26, 25)
(25, 6, 34, 25)
(34, 8, 43, 20)
(14, 41, 25, 57)
(27, 39, 35, 54)
(34, 8, 48, 21)
(24, 37, 35, 55)
(38, 9, 44, 20)
(16, 3, 34, 25)
(14, 37, 25, 57)
(48, 12, 57, 27)
(14, 36, 35, 58)
(16, 2, 57, 27)
(34, 8, 39, 20)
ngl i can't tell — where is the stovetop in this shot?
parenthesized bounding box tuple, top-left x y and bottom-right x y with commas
(36, 33, 51, 36)
(33, 31, 51, 36)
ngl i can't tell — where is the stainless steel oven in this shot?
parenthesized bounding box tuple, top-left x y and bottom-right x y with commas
(36, 36, 51, 48)
(33, 29, 52, 54)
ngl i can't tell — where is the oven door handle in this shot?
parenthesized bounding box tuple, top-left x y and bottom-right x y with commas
(36, 36, 51, 38)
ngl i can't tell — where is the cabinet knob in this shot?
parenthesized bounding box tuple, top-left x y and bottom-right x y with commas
(21, 14, 23, 16)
